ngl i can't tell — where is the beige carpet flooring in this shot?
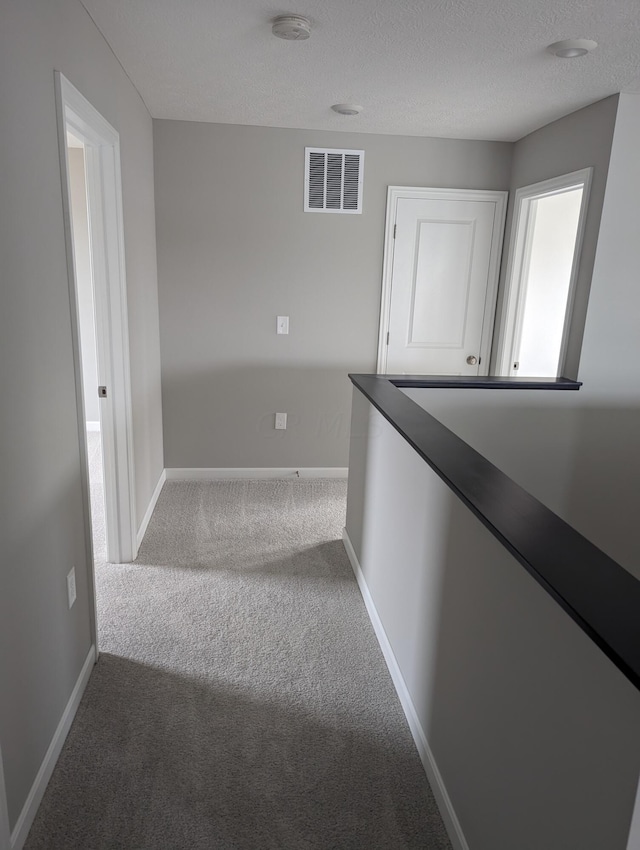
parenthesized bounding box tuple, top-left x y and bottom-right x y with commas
(24, 478, 451, 849)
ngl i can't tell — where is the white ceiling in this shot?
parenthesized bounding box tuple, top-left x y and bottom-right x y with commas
(80, 0, 640, 141)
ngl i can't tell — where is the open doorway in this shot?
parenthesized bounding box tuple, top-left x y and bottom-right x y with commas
(56, 73, 138, 651)
(66, 132, 107, 567)
(496, 168, 592, 377)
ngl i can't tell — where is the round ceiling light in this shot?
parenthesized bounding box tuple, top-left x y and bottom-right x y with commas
(547, 39, 598, 58)
(331, 103, 363, 116)
(272, 15, 311, 40)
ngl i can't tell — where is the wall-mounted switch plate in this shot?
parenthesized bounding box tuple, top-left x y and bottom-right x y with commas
(275, 412, 287, 430)
(277, 316, 289, 335)
(67, 567, 77, 609)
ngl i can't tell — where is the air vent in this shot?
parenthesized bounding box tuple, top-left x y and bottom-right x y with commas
(304, 147, 364, 214)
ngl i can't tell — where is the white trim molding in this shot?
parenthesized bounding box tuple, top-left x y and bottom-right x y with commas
(55, 72, 137, 568)
(137, 469, 167, 548)
(85, 421, 101, 433)
(342, 528, 469, 850)
(626, 772, 640, 850)
(10, 646, 96, 850)
(165, 468, 348, 480)
(0, 745, 10, 850)
(377, 185, 508, 375)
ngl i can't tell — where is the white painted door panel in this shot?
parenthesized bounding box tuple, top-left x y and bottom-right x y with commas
(386, 196, 500, 375)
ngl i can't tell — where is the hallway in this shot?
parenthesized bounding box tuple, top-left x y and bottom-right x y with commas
(24, 481, 450, 849)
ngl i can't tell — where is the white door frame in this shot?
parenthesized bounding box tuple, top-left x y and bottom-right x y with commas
(55, 75, 137, 604)
(494, 168, 593, 377)
(377, 186, 507, 374)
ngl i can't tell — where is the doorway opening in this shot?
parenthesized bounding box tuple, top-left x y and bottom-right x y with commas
(55, 73, 138, 650)
(496, 169, 592, 377)
(66, 131, 108, 570)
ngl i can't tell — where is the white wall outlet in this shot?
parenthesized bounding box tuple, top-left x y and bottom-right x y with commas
(67, 567, 77, 609)
(275, 412, 287, 430)
(276, 316, 289, 335)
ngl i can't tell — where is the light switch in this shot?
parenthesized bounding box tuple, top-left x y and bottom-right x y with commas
(275, 413, 287, 430)
(277, 316, 289, 335)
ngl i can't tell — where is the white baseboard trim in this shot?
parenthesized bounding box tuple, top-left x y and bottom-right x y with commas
(0, 746, 10, 850)
(136, 469, 167, 548)
(625, 773, 640, 850)
(85, 421, 100, 432)
(341, 529, 469, 850)
(165, 468, 348, 480)
(10, 645, 96, 850)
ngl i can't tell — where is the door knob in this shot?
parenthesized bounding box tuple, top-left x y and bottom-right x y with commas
(466, 355, 478, 366)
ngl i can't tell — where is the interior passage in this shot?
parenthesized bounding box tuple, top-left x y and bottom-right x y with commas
(24, 480, 451, 849)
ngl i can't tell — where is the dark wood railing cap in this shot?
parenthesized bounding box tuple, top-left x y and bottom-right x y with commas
(349, 373, 640, 691)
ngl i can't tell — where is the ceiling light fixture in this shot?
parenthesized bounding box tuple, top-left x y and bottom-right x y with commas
(331, 104, 363, 116)
(547, 39, 598, 58)
(272, 15, 311, 41)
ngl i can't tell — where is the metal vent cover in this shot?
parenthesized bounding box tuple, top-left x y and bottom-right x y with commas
(304, 147, 364, 214)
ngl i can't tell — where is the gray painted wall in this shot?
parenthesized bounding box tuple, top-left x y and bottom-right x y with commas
(404, 94, 640, 579)
(345, 93, 640, 849)
(402, 386, 580, 515)
(68, 147, 100, 423)
(153, 120, 512, 468)
(492, 95, 619, 379)
(563, 92, 640, 576)
(345, 391, 640, 850)
(0, 0, 163, 828)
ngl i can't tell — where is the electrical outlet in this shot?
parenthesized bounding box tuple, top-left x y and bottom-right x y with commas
(275, 412, 287, 430)
(67, 567, 76, 609)
(276, 316, 289, 335)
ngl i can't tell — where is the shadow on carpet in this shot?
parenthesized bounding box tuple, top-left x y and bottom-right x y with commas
(24, 653, 451, 850)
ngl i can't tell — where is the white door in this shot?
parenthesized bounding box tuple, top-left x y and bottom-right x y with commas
(379, 187, 507, 375)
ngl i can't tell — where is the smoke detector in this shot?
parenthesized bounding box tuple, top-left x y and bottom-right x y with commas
(331, 104, 363, 116)
(272, 15, 311, 41)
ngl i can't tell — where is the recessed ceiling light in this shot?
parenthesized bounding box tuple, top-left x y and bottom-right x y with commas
(331, 104, 363, 116)
(272, 15, 311, 41)
(547, 39, 598, 58)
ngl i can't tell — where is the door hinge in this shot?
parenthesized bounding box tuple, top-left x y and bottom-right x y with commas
(393, 224, 397, 239)
(98, 385, 107, 398)
(386, 332, 390, 346)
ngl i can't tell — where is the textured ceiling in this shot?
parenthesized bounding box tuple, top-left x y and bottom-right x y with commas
(80, 0, 640, 141)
